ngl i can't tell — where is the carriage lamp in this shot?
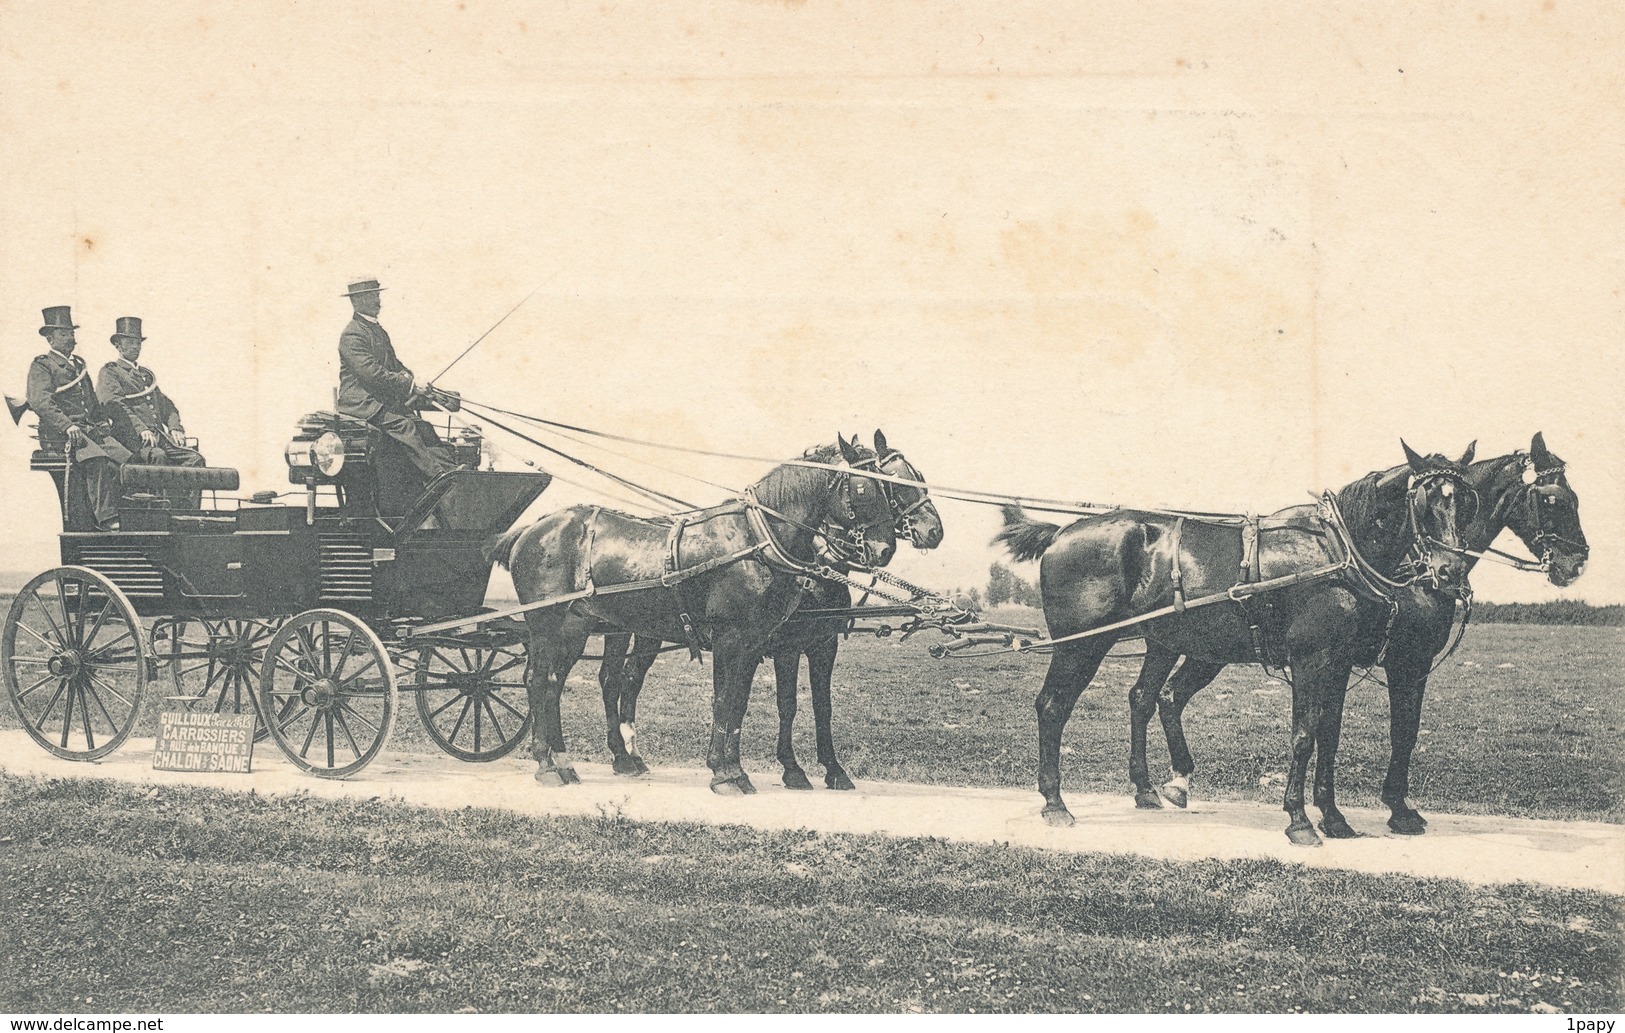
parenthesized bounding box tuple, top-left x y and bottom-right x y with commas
(285, 431, 347, 480)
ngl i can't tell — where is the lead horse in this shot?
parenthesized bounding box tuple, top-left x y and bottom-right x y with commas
(997, 443, 1476, 845)
(1141, 433, 1589, 834)
(488, 436, 898, 794)
(595, 431, 945, 790)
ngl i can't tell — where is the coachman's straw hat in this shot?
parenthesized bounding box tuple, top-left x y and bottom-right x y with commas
(342, 278, 386, 297)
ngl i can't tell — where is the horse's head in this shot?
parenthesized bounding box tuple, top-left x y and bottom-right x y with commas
(1508, 433, 1589, 588)
(1398, 439, 1476, 595)
(819, 435, 898, 568)
(872, 428, 944, 550)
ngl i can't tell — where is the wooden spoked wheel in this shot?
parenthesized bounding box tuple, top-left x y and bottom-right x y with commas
(256, 609, 396, 779)
(152, 617, 280, 741)
(1, 566, 147, 760)
(409, 630, 532, 762)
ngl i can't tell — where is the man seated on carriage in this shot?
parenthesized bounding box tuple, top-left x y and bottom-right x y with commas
(25, 306, 131, 531)
(334, 277, 458, 486)
(96, 316, 207, 509)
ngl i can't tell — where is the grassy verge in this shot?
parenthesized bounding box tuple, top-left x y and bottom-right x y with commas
(0, 773, 1617, 1014)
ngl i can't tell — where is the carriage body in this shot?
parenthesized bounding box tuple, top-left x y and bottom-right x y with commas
(5, 407, 549, 775)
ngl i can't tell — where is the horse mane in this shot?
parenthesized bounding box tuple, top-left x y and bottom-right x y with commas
(1330, 469, 1395, 541)
(1334, 453, 1457, 552)
(752, 442, 872, 513)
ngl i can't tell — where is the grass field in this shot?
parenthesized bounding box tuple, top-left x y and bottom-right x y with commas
(0, 774, 1618, 1014)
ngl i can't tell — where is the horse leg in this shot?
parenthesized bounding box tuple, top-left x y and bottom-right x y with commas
(1035, 639, 1114, 827)
(1281, 614, 1366, 846)
(598, 631, 643, 776)
(1156, 658, 1226, 808)
(1127, 645, 1183, 809)
(773, 650, 813, 790)
(614, 635, 662, 777)
(1380, 655, 1430, 835)
(522, 608, 581, 787)
(1312, 668, 1360, 839)
(807, 634, 853, 790)
(707, 628, 761, 796)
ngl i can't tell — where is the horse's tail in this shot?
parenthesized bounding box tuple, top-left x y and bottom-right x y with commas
(485, 524, 528, 571)
(993, 504, 1062, 562)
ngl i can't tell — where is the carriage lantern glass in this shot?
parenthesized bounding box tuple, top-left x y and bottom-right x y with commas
(285, 430, 346, 479)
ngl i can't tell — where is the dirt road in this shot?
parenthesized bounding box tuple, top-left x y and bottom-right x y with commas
(2, 729, 1618, 895)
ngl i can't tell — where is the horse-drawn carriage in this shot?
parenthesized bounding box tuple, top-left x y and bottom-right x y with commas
(1, 398, 552, 777)
(2, 369, 1594, 842)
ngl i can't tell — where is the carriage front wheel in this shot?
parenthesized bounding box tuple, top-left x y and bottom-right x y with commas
(256, 608, 397, 779)
(2, 565, 148, 761)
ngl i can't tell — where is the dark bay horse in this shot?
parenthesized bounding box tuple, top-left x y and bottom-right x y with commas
(594, 431, 944, 790)
(1140, 434, 1589, 834)
(488, 436, 897, 794)
(996, 443, 1475, 845)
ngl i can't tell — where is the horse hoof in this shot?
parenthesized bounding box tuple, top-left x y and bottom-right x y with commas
(1158, 784, 1189, 809)
(613, 756, 648, 777)
(711, 775, 757, 796)
(825, 771, 856, 791)
(782, 769, 814, 791)
(1318, 817, 1363, 840)
(1285, 824, 1322, 847)
(1388, 815, 1427, 836)
(1134, 790, 1163, 810)
(1041, 806, 1076, 828)
(534, 768, 573, 788)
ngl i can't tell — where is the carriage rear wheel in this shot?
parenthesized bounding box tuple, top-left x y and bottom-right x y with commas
(2, 565, 147, 760)
(152, 617, 280, 742)
(408, 630, 532, 762)
(256, 608, 396, 779)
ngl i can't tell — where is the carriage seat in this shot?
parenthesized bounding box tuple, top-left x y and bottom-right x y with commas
(29, 448, 66, 476)
(120, 464, 240, 493)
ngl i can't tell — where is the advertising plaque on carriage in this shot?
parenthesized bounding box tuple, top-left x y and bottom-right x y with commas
(153, 710, 258, 773)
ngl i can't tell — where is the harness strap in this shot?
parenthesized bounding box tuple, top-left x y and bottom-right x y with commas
(1169, 517, 1186, 613)
(1241, 514, 1261, 583)
(742, 488, 822, 575)
(661, 515, 704, 659)
(1234, 514, 1273, 668)
(579, 507, 603, 594)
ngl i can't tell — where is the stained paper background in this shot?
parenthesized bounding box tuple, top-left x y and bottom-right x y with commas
(1, 1, 1619, 605)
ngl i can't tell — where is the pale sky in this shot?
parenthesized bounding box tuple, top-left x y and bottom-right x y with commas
(1, 1, 1619, 604)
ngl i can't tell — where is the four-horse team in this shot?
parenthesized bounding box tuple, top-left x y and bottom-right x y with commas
(5, 283, 1592, 844)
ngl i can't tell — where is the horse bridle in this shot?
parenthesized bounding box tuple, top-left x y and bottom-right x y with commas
(1397, 468, 1474, 591)
(1505, 456, 1588, 571)
(817, 453, 895, 567)
(877, 448, 933, 542)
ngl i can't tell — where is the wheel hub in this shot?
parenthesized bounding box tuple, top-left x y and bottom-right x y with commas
(48, 651, 83, 678)
(442, 671, 484, 697)
(301, 677, 341, 708)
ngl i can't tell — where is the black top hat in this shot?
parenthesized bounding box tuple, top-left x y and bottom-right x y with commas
(342, 278, 386, 297)
(39, 305, 79, 336)
(110, 316, 147, 344)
